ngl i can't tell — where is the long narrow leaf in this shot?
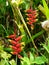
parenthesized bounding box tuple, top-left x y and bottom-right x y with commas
(42, 0, 49, 19)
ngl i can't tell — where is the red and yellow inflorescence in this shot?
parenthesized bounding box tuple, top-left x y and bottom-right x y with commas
(7, 34, 25, 58)
(26, 9, 38, 25)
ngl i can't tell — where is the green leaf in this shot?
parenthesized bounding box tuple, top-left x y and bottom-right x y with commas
(43, 44, 49, 53)
(34, 55, 48, 64)
(30, 52, 34, 64)
(1, 51, 11, 59)
(0, 59, 6, 65)
(43, 39, 49, 53)
(38, 5, 45, 15)
(21, 61, 28, 65)
(0, 24, 8, 36)
(27, 30, 44, 44)
(0, 45, 4, 51)
(0, 59, 10, 65)
(21, 57, 30, 65)
(9, 59, 16, 65)
(42, 0, 49, 19)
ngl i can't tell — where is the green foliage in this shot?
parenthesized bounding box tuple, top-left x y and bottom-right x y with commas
(43, 39, 49, 53)
(39, 0, 49, 19)
(0, 0, 49, 65)
(42, 0, 49, 19)
(9, 59, 16, 65)
(0, 0, 6, 16)
(21, 52, 48, 65)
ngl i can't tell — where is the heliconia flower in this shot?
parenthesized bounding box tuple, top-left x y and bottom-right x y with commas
(10, 44, 22, 54)
(26, 9, 37, 14)
(11, 52, 18, 55)
(16, 43, 21, 48)
(8, 34, 25, 57)
(26, 9, 38, 25)
(9, 40, 17, 45)
(27, 18, 37, 22)
(27, 19, 38, 25)
(11, 52, 22, 58)
(27, 21, 33, 25)
(14, 35, 24, 42)
(10, 44, 22, 53)
(27, 14, 37, 18)
(17, 48, 22, 53)
(7, 34, 16, 39)
(21, 46, 24, 50)
(21, 42, 25, 46)
(25, 9, 32, 13)
(27, 18, 33, 21)
(31, 10, 37, 14)
(11, 46, 17, 50)
(31, 19, 38, 22)
(26, 14, 32, 18)
(32, 15, 38, 19)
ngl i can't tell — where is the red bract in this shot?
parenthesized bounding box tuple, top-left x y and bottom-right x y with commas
(11, 52, 22, 58)
(27, 18, 33, 21)
(14, 35, 23, 42)
(26, 9, 32, 13)
(32, 15, 37, 19)
(17, 48, 22, 53)
(31, 19, 37, 22)
(7, 34, 16, 39)
(26, 9, 38, 25)
(11, 46, 22, 54)
(8, 34, 24, 58)
(9, 40, 17, 45)
(16, 43, 21, 48)
(27, 20, 37, 25)
(27, 21, 33, 25)
(31, 10, 37, 14)
(12, 46, 17, 50)
(27, 14, 37, 19)
(11, 52, 18, 55)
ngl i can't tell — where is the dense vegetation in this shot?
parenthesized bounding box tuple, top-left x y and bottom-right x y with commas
(0, 0, 49, 65)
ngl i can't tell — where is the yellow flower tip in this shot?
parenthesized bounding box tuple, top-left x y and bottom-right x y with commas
(6, 36, 9, 38)
(35, 10, 38, 12)
(36, 19, 38, 21)
(24, 10, 27, 12)
(8, 39, 11, 42)
(21, 47, 24, 50)
(21, 35, 25, 38)
(36, 14, 38, 17)
(9, 45, 12, 48)
(27, 22, 29, 24)
(11, 52, 13, 54)
(21, 42, 25, 46)
(31, 27, 34, 30)
(31, 25, 34, 30)
(26, 14, 28, 16)
(27, 18, 29, 20)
